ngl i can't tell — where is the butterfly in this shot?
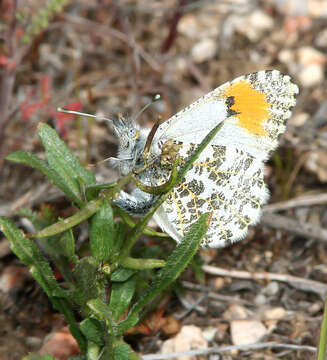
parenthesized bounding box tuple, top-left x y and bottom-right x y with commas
(112, 70, 298, 247)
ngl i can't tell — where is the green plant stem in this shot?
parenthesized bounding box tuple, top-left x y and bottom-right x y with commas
(317, 296, 327, 360)
(115, 206, 169, 238)
(121, 257, 165, 269)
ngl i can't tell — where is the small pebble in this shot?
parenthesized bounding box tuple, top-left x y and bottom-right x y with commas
(231, 320, 267, 345)
(191, 38, 217, 63)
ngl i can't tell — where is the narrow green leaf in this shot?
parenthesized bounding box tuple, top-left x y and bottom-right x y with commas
(109, 277, 136, 321)
(112, 221, 127, 258)
(121, 257, 165, 270)
(80, 318, 105, 346)
(87, 298, 117, 336)
(7, 151, 83, 206)
(37, 123, 95, 192)
(46, 229, 76, 265)
(35, 199, 102, 238)
(46, 152, 83, 200)
(0, 217, 66, 298)
(57, 229, 76, 262)
(116, 314, 139, 335)
(72, 257, 99, 307)
(90, 202, 114, 262)
(111, 268, 136, 282)
(119, 213, 209, 332)
(114, 341, 131, 360)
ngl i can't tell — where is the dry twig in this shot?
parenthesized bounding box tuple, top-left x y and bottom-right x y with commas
(203, 265, 327, 299)
(263, 193, 327, 212)
(260, 213, 327, 244)
(142, 341, 316, 359)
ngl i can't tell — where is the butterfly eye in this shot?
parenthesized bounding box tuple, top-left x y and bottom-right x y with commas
(128, 128, 138, 140)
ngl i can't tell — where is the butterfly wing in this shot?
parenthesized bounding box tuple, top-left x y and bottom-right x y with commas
(152, 70, 298, 247)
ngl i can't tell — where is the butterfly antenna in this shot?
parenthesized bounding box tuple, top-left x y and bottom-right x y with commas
(135, 94, 161, 121)
(87, 157, 112, 168)
(57, 107, 113, 123)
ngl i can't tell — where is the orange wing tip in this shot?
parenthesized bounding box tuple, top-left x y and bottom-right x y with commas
(222, 79, 270, 136)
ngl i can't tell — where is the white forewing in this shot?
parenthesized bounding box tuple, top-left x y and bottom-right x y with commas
(155, 97, 227, 144)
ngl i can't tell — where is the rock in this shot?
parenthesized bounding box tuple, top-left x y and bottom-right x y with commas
(213, 277, 225, 290)
(305, 151, 327, 182)
(40, 327, 80, 360)
(178, 14, 202, 38)
(225, 305, 267, 345)
(288, 112, 310, 126)
(298, 64, 324, 87)
(224, 304, 248, 320)
(230, 320, 267, 345)
(248, 10, 274, 32)
(279, 46, 326, 86)
(278, 48, 294, 64)
(263, 307, 286, 333)
(203, 327, 218, 342)
(236, 10, 274, 41)
(162, 315, 181, 336)
(315, 28, 327, 47)
(0, 265, 29, 292)
(161, 325, 208, 360)
(254, 294, 267, 305)
(297, 46, 325, 66)
(191, 38, 217, 63)
(295, 46, 326, 86)
(263, 281, 280, 296)
(263, 307, 286, 320)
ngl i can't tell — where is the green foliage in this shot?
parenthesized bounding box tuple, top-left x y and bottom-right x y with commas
(109, 276, 137, 321)
(20, 0, 68, 44)
(80, 318, 105, 346)
(22, 354, 56, 360)
(0, 122, 219, 358)
(90, 202, 115, 263)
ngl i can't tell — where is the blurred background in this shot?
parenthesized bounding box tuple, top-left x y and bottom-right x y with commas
(1, 1, 327, 359)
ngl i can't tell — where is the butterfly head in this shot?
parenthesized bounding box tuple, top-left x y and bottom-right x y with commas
(112, 113, 150, 175)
